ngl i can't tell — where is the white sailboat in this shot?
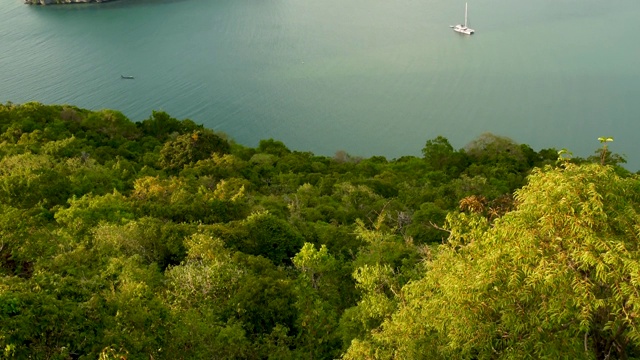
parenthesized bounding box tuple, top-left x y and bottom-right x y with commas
(451, 2, 474, 35)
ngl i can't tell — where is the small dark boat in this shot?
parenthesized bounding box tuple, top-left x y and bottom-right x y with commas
(121, 75, 134, 79)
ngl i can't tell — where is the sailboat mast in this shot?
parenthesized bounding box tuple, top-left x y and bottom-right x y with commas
(464, 2, 468, 27)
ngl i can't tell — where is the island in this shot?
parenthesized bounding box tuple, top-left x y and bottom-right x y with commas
(25, 0, 114, 5)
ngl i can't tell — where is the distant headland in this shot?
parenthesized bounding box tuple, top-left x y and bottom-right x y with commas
(25, 0, 114, 4)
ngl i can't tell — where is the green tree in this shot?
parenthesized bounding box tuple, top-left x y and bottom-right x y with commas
(239, 211, 304, 265)
(159, 130, 231, 171)
(93, 217, 192, 269)
(292, 243, 342, 358)
(339, 213, 422, 353)
(587, 137, 628, 169)
(137, 111, 192, 140)
(422, 135, 467, 174)
(163, 234, 252, 358)
(81, 110, 141, 143)
(345, 163, 640, 359)
(258, 138, 291, 157)
(0, 153, 71, 208)
(54, 191, 135, 237)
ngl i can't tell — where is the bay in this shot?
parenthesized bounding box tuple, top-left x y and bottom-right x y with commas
(1, 0, 639, 168)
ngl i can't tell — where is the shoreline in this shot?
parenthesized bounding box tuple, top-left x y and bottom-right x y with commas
(25, 0, 115, 5)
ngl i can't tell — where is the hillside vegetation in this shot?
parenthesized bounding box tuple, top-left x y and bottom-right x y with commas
(0, 102, 637, 359)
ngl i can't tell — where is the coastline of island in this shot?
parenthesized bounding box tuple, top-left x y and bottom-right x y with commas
(25, 0, 114, 5)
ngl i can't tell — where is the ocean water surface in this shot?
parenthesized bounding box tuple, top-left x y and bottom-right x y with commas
(1, 0, 639, 168)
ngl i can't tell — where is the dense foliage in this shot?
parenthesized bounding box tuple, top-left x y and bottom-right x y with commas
(0, 102, 634, 359)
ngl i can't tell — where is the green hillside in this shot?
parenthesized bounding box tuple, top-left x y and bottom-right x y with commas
(0, 102, 636, 359)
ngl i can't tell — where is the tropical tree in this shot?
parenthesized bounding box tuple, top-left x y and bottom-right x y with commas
(292, 243, 343, 358)
(159, 130, 230, 171)
(344, 163, 640, 359)
(422, 135, 467, 175)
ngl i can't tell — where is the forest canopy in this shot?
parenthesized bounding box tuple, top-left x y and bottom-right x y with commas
(0, 102, 636, 359)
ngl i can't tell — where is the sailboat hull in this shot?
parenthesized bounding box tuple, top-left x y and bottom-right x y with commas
(452, 2, 474, 35)
(453, 25, 474, 35)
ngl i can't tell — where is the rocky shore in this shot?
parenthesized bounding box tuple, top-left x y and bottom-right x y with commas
(25, 0, 114, 4)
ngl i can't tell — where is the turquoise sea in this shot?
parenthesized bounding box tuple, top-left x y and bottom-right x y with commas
(1, 0, 639, 168)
